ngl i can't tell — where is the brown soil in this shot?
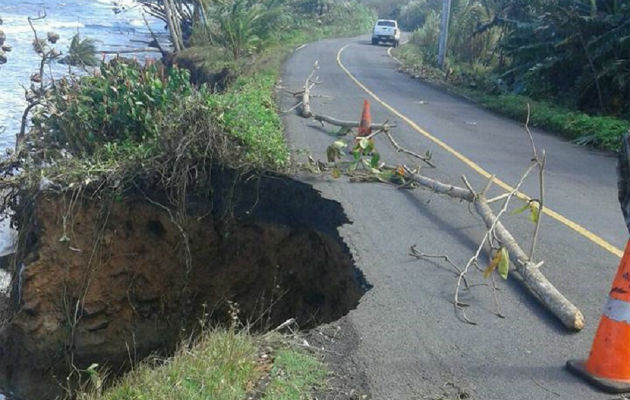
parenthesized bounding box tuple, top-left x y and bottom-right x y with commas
(0, 172, 366, 399)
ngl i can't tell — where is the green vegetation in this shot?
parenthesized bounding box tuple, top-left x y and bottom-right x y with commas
(21, 56, 286, 189)
(188, 0, 375, 45)
(80, 330, 326, 400)
(394, 43, 629, 150)
(264, 349, 327, 399)
(387, 0, 629, 150)
(196, 0, 291, 60)
(63, 33, 99, 67)
(188, 0, 375, 62)
(206, 71, 289, 168)
(13, 0, 374, 186)
(44, 60, 193, 155)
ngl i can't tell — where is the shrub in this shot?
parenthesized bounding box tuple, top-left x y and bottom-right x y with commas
(43, 59, 193, 155)
(409, 10, 440, 63)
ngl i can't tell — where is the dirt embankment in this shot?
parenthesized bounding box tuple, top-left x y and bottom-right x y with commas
(0, 170, 367, 399)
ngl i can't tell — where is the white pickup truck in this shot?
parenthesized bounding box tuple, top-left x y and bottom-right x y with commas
(371, 19, 400, 47)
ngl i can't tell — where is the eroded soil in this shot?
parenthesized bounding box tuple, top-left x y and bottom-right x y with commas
(0, 172, 367, 399)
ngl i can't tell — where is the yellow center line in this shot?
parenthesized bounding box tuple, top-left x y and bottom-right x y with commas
(336, 44, 623, 258)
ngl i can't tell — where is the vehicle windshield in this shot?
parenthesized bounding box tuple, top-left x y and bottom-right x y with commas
(377, 21, 395, 27)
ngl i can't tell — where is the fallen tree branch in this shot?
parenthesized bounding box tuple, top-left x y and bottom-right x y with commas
(410, 245, 469, 288)
(530, 152, 545, 261)
(404, 170, 584, 330)
(524, 104, 545, 262)
(314, 114, 397, 130)
(280, 101, 303, 114)
(453, 164, 537, 325)
(381, 129, 436, 168)
(302, 61, 318, 118)
(303, 69, 579, 328)
(406, 173, 474, 201)
(474, 195, 584, 330)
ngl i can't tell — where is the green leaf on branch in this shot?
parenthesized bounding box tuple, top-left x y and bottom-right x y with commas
(377, 170, 394, 183)
(370, 152, 380, 168)
(332, 140, 347, 149)
(513, 200, 540, 224)
(511, 203, 529, 215)
(498, 247, 510, 279)
(529, 201, 540, 223)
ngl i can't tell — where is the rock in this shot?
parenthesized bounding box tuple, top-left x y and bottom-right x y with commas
(21, 300, 39, 316)
(38, 177, 60, 191)
(2, 44, 11, 52)
(40, 315, 59, 333)
(0, 30, 5, 46)
(81, 301, 107, 317)
(0, 51, 6, 65)
(46, 31, 59, 44)
(74, 332, 106, 349)
(82, 317, 109, 332)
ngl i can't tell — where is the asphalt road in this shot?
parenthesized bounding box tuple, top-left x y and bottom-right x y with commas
(279, 35, 627, 400)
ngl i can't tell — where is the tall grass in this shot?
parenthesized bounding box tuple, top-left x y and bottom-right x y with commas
(85, 330, 258, 400)
(80, 330, 326, 400)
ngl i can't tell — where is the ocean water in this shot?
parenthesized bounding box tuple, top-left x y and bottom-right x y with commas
(0, 1, 164, 266)
(0, 4, 163, 396)
(0, 0, 164, 148)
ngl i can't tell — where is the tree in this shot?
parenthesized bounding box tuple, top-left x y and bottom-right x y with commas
(204, 0, 288, 59)
(61, 34, 98, 68)
(501, 0, 630, 114)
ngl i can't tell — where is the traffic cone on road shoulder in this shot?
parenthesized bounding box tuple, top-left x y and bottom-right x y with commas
(357, 99, 372, 138)
(566, 239, 630, 393)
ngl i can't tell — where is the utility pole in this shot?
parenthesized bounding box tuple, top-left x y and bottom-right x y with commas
(437, 0, 452, 69)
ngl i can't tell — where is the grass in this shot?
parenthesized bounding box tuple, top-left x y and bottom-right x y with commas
(264, 349, 327, 399)
(80, 330, 326, 400)
(392, 44, 630, 151)
(206, 72, 290, 169)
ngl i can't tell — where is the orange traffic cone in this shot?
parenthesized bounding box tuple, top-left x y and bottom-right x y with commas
(566, 239, 630, 393)
(357, 99, 372, 138)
